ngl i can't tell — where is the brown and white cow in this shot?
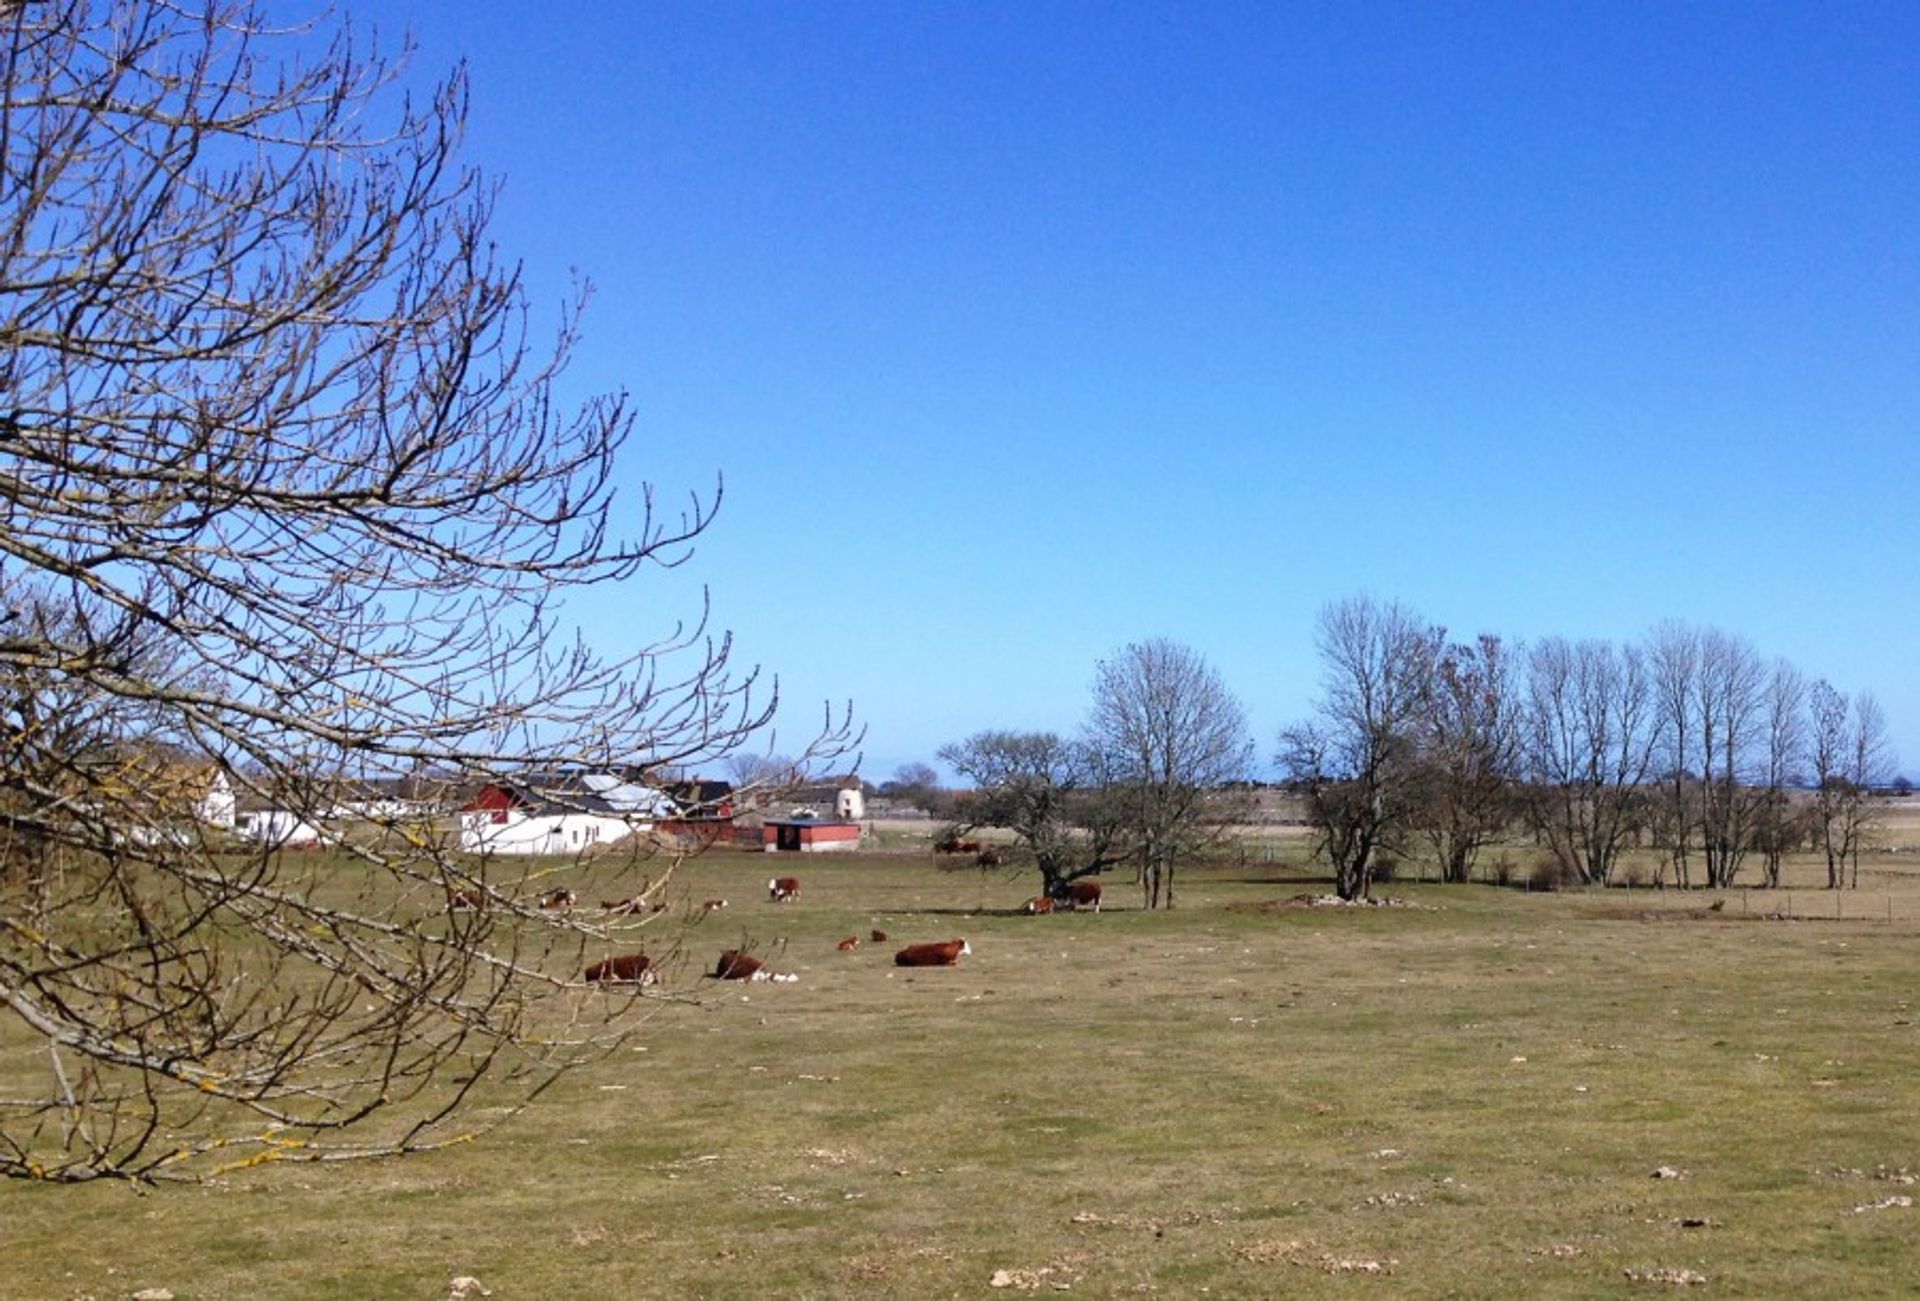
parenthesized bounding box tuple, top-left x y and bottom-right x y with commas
(1022, 895, 1054, 915)
(448, 887, 488, 910)
(836, 936, 860, 952)
(1061, 880, 1102, 912)
(713, 949, 799, 983)
(702, 898, 730, 912)
(583, 952, 656, 985)
(894, 938, 971, 967)
(768, 876, 801, 902)
(537, 887, 577, 911)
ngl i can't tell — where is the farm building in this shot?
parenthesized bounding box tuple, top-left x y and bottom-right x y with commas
(459, 771, 678, 855)
(237, 807, 325, 848)
(772, 773, 869, 821)
(763, 818, 862, 853)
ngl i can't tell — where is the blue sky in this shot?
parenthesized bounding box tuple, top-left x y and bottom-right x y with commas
(379, 2, 1918, 781)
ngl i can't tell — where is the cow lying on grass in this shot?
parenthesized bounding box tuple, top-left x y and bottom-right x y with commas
(583, 953, 656, 985)
(894, 939, 970, 967)
(712, 949, 799, 983)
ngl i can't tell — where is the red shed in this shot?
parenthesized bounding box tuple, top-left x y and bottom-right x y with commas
(763, 818, 862, 853)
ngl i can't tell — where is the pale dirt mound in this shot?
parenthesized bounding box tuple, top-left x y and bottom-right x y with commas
(1227, 893, 1415, 913)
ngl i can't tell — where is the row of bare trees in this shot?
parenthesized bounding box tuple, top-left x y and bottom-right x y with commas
(1283, 597, 1895, 899)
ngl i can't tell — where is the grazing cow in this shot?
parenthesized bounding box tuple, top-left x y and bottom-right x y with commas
(537, 887, 577, 910)
(935, 837, 983, 855)
(976, 847, 1004, 868)
(583, 952, 656, 985)
(702, 898, 729, 912)
(836, 936, 860, 952)
(713, 949, 798, 983)
(870, 929, 888, 943)
(768, 876, 801, 903)
(448, 887, 487, 910)
(1022, 895, 1054, 915)
(894, 939, 971, 967)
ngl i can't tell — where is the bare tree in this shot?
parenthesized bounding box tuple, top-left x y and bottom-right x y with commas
(1520, 638, 1654, 887)
(1809, 680, 1853, 890)
(1841, 694, 1892, 887)
(879, 761, 942, 813)
(1647, 622, 1702, 888)
(720, 752, 799, 807)
(935, 731, 1129, 898)
(1407, 634, 1522, 883)
(1087, 639, 1252, 909)
(0, 2, 849, 1182)
(1693, 630, 1767, 888)
(1754, 658, 1808, 889)
(1279, 598, 1439, 901)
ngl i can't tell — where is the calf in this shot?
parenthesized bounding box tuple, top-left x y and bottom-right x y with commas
(975, 847, 1004, 868)
(583, 952, 656, 985)
(767, 876, 801, 902)
(448, 887, 487, 911)
(1022, 895, 1054, 915)
(894, 938, 971, 967)
(713, 949, 799, 983)
(1062, 880, 1102, 912)
(870, 929, 888, 943)
(702, 898, 729, 912)
(836, 936, 860, 952)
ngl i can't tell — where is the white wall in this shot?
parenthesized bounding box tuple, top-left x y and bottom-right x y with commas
(458, 810, 639, 855)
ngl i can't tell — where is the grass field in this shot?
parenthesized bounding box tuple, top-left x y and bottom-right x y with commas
(5, 830, 1920, 1298)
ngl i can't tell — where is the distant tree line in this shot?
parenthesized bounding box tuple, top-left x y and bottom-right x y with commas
(1281, 597, 1895, 900)
(920, 601, 1895, 909)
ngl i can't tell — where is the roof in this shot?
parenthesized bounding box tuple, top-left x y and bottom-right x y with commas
(469, 771, 679, 818)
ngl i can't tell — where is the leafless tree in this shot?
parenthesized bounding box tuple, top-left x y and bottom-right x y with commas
(1753, 658, 1808, 889)
(879, 761, 942, 813)
(1692, 629, 1767, 888)
(1279, 598, 1439, 901)
(1087, 639, 1252, 908)
(935, 730, 1130, 898)
(1520, 637, 1655, 887)
(0, 2, 849, 1181)
(720, 752, 800, 807)
(1647, 622, 1702, 888)
(1809, 689, 1892, 889)
(1407, 634, 1522, 883)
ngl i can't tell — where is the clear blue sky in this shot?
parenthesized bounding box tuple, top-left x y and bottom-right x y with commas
(377, 1, 1918, 781)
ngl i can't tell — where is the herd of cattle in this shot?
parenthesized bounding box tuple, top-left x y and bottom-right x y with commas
(569, 868, 1099, 990)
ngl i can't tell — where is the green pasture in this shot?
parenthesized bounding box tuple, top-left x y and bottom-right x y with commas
(5, 844, 1919, 1297)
